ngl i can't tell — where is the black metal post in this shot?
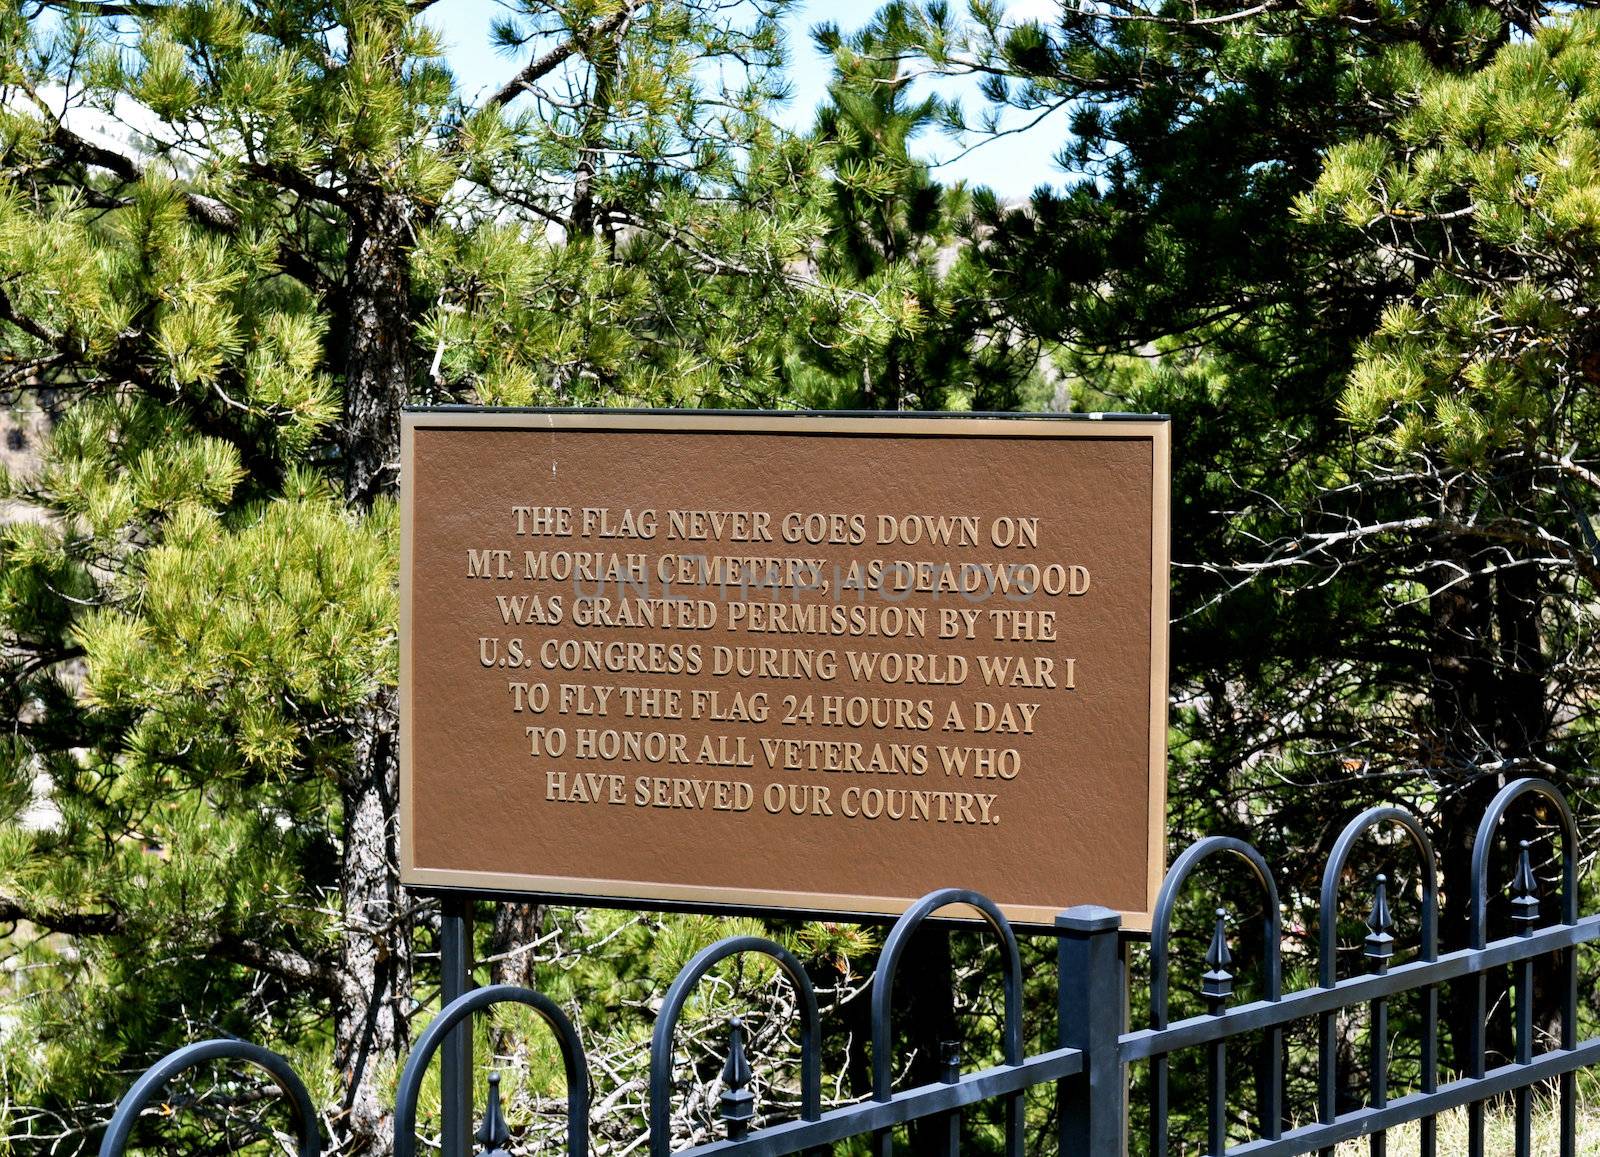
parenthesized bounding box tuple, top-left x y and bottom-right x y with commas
(939, 1039, 962, 1156)
(903, 924, 958, 1157)
(440, 896, 476, 1157)
(1562, 938, 1578, 1157)
(1317, 996, 1337, 1157)
(1058, 905, 1124, 1157)
(1467, 970, 1486, 1157)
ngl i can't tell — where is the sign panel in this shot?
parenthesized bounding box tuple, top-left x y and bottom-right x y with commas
(401, 411, 1169, 929)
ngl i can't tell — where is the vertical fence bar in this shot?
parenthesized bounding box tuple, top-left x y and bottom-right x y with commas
(1467, 973, 1486, 1157)
(1561, 936, 1578, 1157)
(1420, 864, 1439, 1157)
(1559, 823, 1580, 1157)
(1317, 1001, 1337, 1157)
(1202, 909, 1234, 1157)
(1513, 953, 1534, 1157)
(1058, 905, 1124, 1157)
(1207, 1027, 1228, 1156)
(940, 1040, 962, 1157)
(1367, 995, 1388, 1157)
(1511, 842, 1539, 1157)
(1151, 1050, 1169, 1157)
(439, 896, 475, 1157)
(1259, 990, 1284, 1144)
(1418, 983, 1438, 1157)
(902, 925, 957, 1157)
(1316, 1003, 1338, 1157)
(1364, 876, 1394, 1157)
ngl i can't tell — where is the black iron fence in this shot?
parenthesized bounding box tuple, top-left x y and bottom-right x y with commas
(98, 777, 1600, 1157)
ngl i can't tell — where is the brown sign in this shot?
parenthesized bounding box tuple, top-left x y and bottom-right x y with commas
(400, 412, 1169, 929)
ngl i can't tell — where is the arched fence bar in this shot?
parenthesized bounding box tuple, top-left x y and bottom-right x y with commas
(101, 779, 1600, 1157)
(97, 1039, 322, 1157)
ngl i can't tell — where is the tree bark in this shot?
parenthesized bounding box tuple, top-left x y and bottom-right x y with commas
(334, 186, 416, 1154)
(342, 189, 414, 508)
(488, 902, 548, 991)
(337, 686, 408, 1155)
(568, 18, 626, 243)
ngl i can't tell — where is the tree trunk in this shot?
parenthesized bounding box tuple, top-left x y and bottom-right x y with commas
(342, 189, 413, 507)
(1426, 499, 1500, 1067)
(488, 902, 548, 991)
(337, 685, 408, 1155)
(334, 187, 415, 1154)
(486, 903, 548, 1058)
(569, 22, 624, 242)
(1429, 481, 1550, 1075)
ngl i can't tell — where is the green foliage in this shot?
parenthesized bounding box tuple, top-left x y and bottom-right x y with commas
(0, 395, 389, 1112)
(1305, 13, 1600, 468)
(787, 13, 1034, 410)
(411, 0, 831, 407)
(2, 0, 1598, 1151)
(0, 0, 937, 1150)
(76, 469, 397, 770)
(873, 0, 1600, 1147)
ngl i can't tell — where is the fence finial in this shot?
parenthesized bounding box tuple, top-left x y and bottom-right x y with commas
(475, 1071, 510, 1157)
(1365, 873, 1395, 971)
(1512, 840, 1541, 934)
(939, 1039, 962, 1085)
(720, 1016, 756, 1140)
(1202, 908, 1234, 1010)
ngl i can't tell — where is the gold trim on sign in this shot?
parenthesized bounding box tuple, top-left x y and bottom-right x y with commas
(399, 866, 1144, 931)
(399, 417, 416, 884)
(398, 410, 1172, 933)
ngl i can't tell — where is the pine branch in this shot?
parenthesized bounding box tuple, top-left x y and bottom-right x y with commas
(238, 160, 347, 211)
(33, 0, 172, 17)
(209, 935, 340, 999)
(50, 124, 240, 229)
(484, 3, 641, 109)
(45, 123, 337, 294)
(56, 119, 347, 214)
(0, 893, 336, 997)
(0, 287, 66, 350)
(0, 892, 123, 936)
(35, 0, 339, 71)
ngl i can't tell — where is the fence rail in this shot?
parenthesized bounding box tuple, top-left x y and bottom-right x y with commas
(98, 777, 1598, 1157)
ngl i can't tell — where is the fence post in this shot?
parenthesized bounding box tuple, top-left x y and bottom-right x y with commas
(1058, 905, 1125, 1157)
(440, 896, 475, 1157)
(905, 924, 959, 1157)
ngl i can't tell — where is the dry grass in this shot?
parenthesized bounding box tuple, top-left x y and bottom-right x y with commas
(1332, 1089, 1600, 1154)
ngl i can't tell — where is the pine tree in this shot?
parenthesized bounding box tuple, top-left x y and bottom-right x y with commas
(0, 2, 853, 1151)
(878, 0, 1599, 1114)
(1298, 4, 1600, 963)
(783, 12, 1039, 411)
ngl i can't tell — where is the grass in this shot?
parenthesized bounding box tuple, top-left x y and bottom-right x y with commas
(1332, 1089, 1600, 1154)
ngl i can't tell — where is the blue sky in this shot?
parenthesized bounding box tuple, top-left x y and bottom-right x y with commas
(430, 0, 1071, 200)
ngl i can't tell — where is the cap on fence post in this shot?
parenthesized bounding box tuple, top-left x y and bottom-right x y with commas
(1057, 905, 1126, 1157)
